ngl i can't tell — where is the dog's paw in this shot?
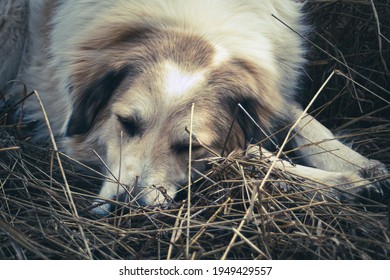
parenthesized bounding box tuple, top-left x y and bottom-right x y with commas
(323, 161, 389, 203)
(288, 172, 387, 203)
(310, 161, 390, 203)
(356, 160, 390, 201)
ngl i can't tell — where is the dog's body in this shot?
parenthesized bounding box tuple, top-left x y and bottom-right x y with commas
(1, 0, 388, 214)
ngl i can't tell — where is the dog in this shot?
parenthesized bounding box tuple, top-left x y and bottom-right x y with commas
(1, 0, 388, 215)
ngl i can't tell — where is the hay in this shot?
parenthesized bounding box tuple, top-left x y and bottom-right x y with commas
(0, 0, 389, 260)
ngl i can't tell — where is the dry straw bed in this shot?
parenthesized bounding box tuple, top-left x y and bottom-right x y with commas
(1, 0, 390, 260)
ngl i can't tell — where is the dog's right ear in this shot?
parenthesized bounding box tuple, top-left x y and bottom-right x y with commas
(65, 67, 130, 137)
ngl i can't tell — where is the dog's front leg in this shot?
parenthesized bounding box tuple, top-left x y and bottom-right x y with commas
(286, 105, 389, 200)
(246, 145, 378, 201)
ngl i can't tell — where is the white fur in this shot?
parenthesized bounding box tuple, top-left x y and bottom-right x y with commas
(164, 62, 205, 98)
(212, 45, 230, 67)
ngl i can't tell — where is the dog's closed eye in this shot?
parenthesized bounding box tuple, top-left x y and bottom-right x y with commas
(117, 115, 142, 137)
(172, 142, 203, 154)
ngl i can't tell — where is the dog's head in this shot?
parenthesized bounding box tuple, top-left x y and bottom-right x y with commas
(63, 27, 284, 211)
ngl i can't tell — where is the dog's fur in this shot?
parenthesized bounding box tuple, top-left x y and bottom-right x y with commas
(1, 0, 388, 214)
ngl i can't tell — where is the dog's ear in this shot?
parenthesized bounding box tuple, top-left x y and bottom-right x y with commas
(65, 67, 129, 136)
(234, 98, 264, 145)
(218, 95, 266, 155)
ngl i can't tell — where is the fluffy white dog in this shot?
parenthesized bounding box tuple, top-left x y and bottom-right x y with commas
(1, 0, 388, 214)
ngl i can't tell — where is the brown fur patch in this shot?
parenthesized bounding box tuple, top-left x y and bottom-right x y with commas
(208, 58, 283, 128)
(78, 24, 215, 69)
(70, 26, 215, 90)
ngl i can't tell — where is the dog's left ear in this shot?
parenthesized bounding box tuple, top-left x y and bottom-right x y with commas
(65, 67, 129, 136)
(234, 98, 265, 145)
(219, 96, 265, 155)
